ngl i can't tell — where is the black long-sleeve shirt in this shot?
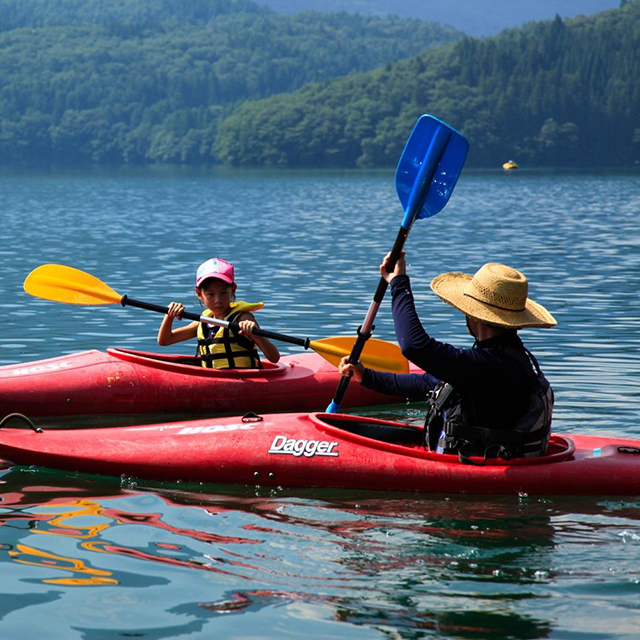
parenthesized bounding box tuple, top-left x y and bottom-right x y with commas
(362, 275, 536, 430)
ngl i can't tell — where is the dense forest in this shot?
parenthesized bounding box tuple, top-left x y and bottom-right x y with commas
(258, 0, 621, 37)
(0, 0, 268, 28)
(0, 0, 460, 165)
(217, 2, 640, 167)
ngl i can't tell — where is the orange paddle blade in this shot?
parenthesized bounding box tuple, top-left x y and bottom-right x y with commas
(310, 336, 409, 373)
(24, 264, 122, 305)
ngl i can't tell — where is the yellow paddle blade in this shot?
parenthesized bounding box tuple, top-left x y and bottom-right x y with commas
(24, 264, 122, 305)
(310, 337, 409, 373)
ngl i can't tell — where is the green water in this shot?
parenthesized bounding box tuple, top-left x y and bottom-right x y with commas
(0, 166, 638, 637)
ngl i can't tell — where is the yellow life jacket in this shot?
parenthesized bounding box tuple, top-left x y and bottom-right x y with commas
(197, 301, 264, 369)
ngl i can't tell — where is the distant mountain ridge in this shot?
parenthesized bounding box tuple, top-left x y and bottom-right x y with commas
(0, 0, 461, 165)
(257, 0, 621, 36)
(215, 3, 640, 168)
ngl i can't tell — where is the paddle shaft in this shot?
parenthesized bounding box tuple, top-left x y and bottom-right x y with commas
(121, 296, 310, 348)
(328, 227, 409, 409)
(327, 124, 456, 413)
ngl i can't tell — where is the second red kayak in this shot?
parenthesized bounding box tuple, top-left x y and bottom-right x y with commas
(0, 412, 638, 495)
(0, 348, 421, 418)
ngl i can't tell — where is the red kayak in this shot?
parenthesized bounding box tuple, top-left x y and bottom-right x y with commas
(0, 348, 421, 419)
(1, 412, 638, 495)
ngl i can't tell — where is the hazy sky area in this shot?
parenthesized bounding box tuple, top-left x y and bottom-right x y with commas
(257, 0, 622, 36)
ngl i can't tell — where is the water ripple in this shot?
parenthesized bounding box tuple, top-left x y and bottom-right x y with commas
(1, 168, 640, 637)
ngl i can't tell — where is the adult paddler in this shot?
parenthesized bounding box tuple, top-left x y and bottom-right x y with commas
(339, 252, 557, 463)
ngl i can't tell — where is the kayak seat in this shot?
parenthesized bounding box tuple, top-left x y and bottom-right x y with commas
(321, 416, 423, 446)
(172, 356, 201, 366)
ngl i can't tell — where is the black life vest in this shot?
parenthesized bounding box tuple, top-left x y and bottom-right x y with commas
(424, 347, 553, 464)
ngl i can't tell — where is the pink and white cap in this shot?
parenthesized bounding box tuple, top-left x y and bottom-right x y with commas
(195, 258, 235, 287)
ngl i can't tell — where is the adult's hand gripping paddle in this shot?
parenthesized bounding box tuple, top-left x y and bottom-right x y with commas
(23, 264, 409, 373)
(326, 115, 469, 412)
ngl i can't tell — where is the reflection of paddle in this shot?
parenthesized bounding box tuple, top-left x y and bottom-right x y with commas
(23, 264, 409, 373)
(327, 115, 469, 412)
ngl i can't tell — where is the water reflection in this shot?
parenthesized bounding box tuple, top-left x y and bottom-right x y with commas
(2, 467, 638, 637)
(10, 542, 117, 587)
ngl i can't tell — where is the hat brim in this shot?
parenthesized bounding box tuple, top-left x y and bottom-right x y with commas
(430, 272, 557, 329)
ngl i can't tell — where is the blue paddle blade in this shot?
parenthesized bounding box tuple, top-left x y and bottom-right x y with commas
(395, 115, 469, 230)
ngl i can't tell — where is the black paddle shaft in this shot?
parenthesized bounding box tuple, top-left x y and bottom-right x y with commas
(330, 226, 409, 408)
(120, 296, 310, 348)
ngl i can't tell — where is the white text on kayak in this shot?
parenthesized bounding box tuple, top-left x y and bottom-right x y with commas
(177, 424, 255, 435)
(268, 435, 339, 457)
(11, 360, 73, 376)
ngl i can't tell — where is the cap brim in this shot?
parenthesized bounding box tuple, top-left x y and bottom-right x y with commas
(196, 273, 234, 287)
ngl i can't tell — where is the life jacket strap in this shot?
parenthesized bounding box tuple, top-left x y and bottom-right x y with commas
(443, 422, 547, 446)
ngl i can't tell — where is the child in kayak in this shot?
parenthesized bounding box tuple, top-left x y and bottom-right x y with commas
(158, 258, 280, 368)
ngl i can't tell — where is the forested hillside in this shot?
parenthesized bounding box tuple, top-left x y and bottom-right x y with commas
(216, 2, 640, 168)
(258, 0, 621, 37)
(0, 0, 460, 165)
(0, 0, 269, 29)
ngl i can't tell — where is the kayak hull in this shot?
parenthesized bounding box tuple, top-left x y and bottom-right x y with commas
(0, 348, 419, 418)
(0, 412, 638, 496)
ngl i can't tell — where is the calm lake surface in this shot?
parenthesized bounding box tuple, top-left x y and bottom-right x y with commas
(0, 166, 639, 638)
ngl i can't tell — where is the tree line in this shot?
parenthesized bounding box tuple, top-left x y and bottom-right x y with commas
(0, 0, 461, 165)
(216, 2, 640, 167)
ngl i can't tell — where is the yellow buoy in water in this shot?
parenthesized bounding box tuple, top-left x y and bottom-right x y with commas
(502, 160, 519, 171)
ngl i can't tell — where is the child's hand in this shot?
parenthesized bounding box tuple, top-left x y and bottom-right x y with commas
(238, 319, 257, 339)
(338, 356, 365, 382)
(166, 302, 185, 320)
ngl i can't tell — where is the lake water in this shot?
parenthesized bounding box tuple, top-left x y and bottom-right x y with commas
(0, 166, 639, 638)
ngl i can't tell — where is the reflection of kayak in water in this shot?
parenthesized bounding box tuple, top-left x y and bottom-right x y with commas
(502, 160, 519, 170)
(1, 412, 639, 496)
(0, 347, 417, 418)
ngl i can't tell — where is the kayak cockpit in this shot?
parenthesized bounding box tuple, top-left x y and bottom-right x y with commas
(317, 414, 424, 446)
(313, 413, 575, 465)
(107, 347, 290, 377)
(313, 413, 424, 449)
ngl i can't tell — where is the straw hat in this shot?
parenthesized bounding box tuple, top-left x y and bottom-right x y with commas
(430, 263, 557, 329)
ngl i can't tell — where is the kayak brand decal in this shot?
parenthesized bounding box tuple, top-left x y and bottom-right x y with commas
(11, 360, 73, 376)
(268, 435, 339, 458)
(177, 423, 255, 435)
